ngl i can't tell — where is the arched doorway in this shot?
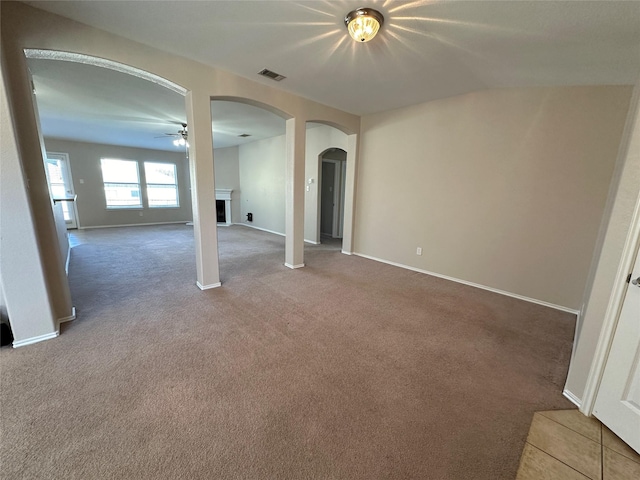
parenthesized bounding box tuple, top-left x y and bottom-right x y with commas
(304, 121, 356, 253)
(210, 99, 288, 280)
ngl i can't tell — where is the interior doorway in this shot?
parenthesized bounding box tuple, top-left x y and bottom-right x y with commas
(320, 149, 346, 244)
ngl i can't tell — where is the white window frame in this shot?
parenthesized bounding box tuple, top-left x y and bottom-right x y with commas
(100, 158, 143, 209)
(144, 161, 180, 209)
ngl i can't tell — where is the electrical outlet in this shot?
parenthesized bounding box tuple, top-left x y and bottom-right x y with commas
(416, 247, 422, 256)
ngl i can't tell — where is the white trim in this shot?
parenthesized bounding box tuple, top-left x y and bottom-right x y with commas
(232, 225, 320, 245)
(322, 158, 344, 239)
(341, 250, 353, 255)
(65, 241, 71, 275)
(235, 223, 285, 237)
(197, 281, 221, 290)
(79, 221, 189, 230)
(214, 189, 233, 201)
(58, 306, 76, 325)
(353, 252, 580, 315)
(13, 331, 59, 348)
(581, 183, 640, 415)
(285, 263, 305, 269)
(24, 50, 187, 95)
(51, 307, 77, 341)
(563, 389, 582, 408)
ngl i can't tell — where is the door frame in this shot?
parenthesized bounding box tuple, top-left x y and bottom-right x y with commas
(319, 157, 345, 239)
(581, 182, 640, 415)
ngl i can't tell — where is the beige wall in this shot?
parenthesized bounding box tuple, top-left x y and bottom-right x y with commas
(43, 139, 193, 228)
(213, 146, 241, 224)
(355, 87, 632, 311)
(238, 135, 286, 234)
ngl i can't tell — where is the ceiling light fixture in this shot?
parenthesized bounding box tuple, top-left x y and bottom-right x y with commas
(172, 124, 188, 147)
(344, 7, 384, 42)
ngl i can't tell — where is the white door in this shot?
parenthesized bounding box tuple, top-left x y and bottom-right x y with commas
(45, 153, 78, 229)
(593, 240, 640, 453)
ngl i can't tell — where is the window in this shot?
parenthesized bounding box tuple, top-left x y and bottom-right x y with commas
(144, 162, 179, 208)
(100, 159, 142, 209)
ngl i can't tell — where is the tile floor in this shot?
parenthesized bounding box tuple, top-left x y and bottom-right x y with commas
(516, 409, 640, 479)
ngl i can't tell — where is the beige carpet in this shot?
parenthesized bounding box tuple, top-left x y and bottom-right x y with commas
(0, 224, 575, 479)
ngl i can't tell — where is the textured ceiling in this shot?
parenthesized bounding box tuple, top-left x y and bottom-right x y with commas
(22, 0, 640, 151)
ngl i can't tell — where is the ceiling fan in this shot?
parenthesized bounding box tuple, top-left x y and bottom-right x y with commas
(156, 122, 188, 146)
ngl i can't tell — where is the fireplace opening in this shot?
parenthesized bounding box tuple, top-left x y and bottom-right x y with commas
(216, 200, 226, 223)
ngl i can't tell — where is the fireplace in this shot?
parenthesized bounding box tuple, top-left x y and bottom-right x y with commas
(215, 189, 233, 225)
(216, 200, 226, 223)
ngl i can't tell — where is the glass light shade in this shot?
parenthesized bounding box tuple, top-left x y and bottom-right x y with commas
(173, 138, 186, 147)
(345, 8, 384, 42)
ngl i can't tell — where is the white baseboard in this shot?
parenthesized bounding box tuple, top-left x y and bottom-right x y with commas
(285, 263, 305, 269)
(197, 281, 222, 290)
(58, 306, 76, 325)
(353, 252, 580, 315)
(235, 223, 285, 237)
(13, 330, 59, 348)
(79, 221, 189, 230)
(341, 250, 353, 255)
(234, 225, 322, 246)
(563, 389, 582, 409)
(65, 241, 71, 275)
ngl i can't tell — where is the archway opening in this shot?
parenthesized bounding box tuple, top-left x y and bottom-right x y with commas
(304, 122, 355, 252)
(25, 52, 196, 332)
(210, 99, 288, 281)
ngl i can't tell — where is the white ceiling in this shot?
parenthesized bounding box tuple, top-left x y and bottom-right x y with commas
(22, 0, 640, 151)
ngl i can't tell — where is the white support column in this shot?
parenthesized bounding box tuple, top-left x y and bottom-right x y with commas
(1, 56, 58, 345)
(341, 133, 359, 254)
(186, 91, 221, 289)
(285, 117, 306, 269)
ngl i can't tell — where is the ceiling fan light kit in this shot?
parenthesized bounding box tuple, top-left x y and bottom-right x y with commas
(162, 122, 187, 147)
(345, 7, 384, 43)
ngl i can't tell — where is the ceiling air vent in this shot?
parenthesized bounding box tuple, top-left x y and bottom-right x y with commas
(238, 133, 251, 138)
(258, 68, 286, 81)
